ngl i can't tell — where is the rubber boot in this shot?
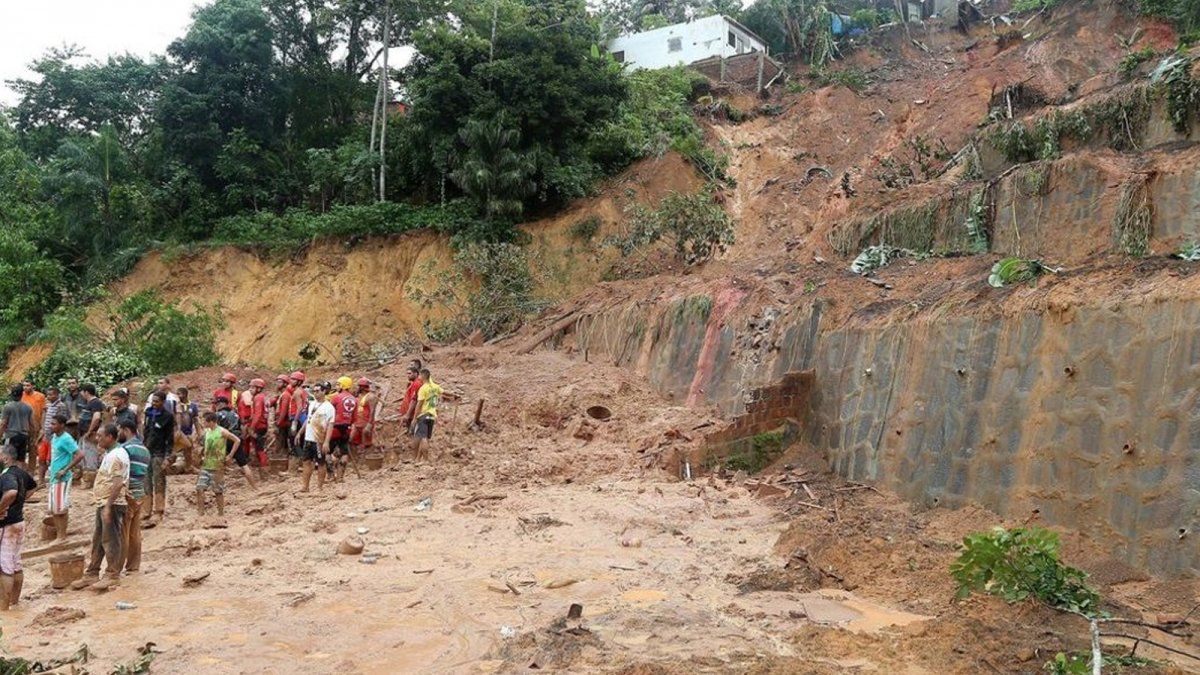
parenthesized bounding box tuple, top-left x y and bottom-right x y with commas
(0, 574, 12, 610)
(92, 574, 120, 592)
(53, 513, 69, 543)
(287, 456, 298, 477)
(11, 571, 23, 606)
(71, 573, 99, 590)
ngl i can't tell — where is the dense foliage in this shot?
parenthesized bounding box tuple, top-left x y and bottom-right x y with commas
(0, 0, 722, 363)
(27, 290, 222, 389)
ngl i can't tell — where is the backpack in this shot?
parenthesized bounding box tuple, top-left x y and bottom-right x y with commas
(217, 408, 241, 436)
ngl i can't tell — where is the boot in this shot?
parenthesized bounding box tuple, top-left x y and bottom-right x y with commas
(0, 574, 12, 611)
(53, 513, 69, 543)
(92, 575, 120, 592)
(287, 456, 298, 477)
(71, 573, 100, 590)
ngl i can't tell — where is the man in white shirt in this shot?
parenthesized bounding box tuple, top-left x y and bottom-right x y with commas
(71, 424, 129, 592)
(300, 382, 335, 494)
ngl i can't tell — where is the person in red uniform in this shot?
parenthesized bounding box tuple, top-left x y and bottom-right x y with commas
(350, 378, 378, 458)
(288, 371, 308, 451)
(328, 377, 357, 483)
(247, 379, 271, 480)
(270, 374, 292, 471)
(213, 373, 238, 413)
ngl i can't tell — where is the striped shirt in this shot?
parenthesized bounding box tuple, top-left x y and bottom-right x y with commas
(122, 438, 151, 501)
(43, 399, 66, 437)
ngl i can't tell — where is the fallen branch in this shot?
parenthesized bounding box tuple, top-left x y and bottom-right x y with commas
(515, 311, 580, 355)
(1100, 632, 1200, 661)
(460, 493, 507, 507)
(794, 500, 830, 512)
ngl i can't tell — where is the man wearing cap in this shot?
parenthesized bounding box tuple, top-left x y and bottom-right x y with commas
(300, 382, 334, 493)
(247, 378, 271, 481)
(351, 378, 378, 460)
(213, 373, 239, 413)
(329, 377, 357, 482)
(142, 391, 176, 526)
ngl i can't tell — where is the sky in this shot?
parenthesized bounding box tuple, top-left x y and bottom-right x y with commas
(0, 0, 200, 105)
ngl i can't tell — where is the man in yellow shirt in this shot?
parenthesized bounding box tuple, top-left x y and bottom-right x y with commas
(412, 368, 441, 462)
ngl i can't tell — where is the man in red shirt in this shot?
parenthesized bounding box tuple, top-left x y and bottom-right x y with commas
(247, 379, 271, 480)
(389, 364, 423, 469)
(329, 377, 357, 482)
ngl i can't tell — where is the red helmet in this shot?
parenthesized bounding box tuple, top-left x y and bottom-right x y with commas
(250, 378, 266, 388)
(357, 377, 371, 388)
(290, 371, 306, 383)
(275, 374, 288, 383)
(222, 372, 237, 383)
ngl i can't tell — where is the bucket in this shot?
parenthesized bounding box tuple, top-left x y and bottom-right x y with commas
(49, 553, 85, 589)
(364, 454, 384, 471)
(40, 515, 57, 541)
(270, 458, 290, 473)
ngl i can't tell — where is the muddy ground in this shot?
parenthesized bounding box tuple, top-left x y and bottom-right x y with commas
(3, 349, 1196, 674)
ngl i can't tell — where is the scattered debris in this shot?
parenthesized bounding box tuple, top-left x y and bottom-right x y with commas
(337, 537, 365, 555)
(414, 497, 433, 512)
(182, 572, 210, 587)
(544, 578, 581, 589)
(116, 601, 138, 610)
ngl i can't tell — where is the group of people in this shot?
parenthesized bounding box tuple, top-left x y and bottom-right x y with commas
(0, 359, 444, 606)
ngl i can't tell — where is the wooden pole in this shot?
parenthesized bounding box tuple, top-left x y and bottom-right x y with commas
(719, 56, 726, 83)
(756, 52, 765, 92)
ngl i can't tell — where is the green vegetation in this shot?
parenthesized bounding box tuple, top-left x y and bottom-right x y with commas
(409, 242, 549, 341)
(610, 189, 735, 265)
(988, 258, 1056, 287)
(811, 67, 870, 92)
(27, 290, 221, 388)
(721, 430, 786, 474)
(1044, 651, 1161, 674)
(1012, 0, 1062, 11)
(1139, 0, 1200, 41)
(963, 190, 991, 254)
(950, 526, 1100, 617)
(570, 216, 602, 242)
(740, 0, 838, 66)
(1158, 55, 1198, 134)
(1175, 241, 1200, 260)
(0, 0, 735, 364)
(1118, 47, 1157, 76)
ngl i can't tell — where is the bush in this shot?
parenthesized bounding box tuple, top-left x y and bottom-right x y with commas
(950, 526, 1100, 616)
(28, 345, 150, 391)
(588, 67, 708, 174)
(613, 189, 735, 265)
(210, 201, 475, 247)
(108, 290, 222, 375)
(409, 242, 549, 341)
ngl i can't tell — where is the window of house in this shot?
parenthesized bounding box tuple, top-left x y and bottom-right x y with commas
(668, 37, 682, 53)
(612, 51, 625, 63)
(728, 30, 736, 47)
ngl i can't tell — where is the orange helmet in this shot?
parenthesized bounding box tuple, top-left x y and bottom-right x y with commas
(357, 377, 371, 388)
(290, 371, 306, 383)
(250, 378, 266, 388)
(275, 374, 288, 383)
(222, 372, 237, 383)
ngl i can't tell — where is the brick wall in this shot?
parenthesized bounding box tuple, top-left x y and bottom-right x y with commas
(700, 369, 815, 469)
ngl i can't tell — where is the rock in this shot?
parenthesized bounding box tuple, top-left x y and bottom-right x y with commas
(619, 536, 642, 548)
(183, 571, 211, 587)
(451, 504, 477, 514)
(31, 606, 86, 627)
(1015, 647, 1036, 662)
(732, 470, 748, 485)
(337, 536, 365, 555)
(572, 420, 596, 442)
(752, 482, 790, 499)
(334, 490, 348, 500)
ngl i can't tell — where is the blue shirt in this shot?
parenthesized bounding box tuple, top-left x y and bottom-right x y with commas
(50, 432, 78, 484)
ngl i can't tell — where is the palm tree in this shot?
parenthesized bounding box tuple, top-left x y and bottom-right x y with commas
(449, 117, 536, 224)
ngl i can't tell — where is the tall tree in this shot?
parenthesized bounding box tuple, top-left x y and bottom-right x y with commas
(157, 0, 280, 189)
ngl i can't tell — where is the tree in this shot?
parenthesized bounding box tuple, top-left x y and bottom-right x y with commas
(157, 0, 280, 189)
(7, 47, 165, 159)
(450, 118, 536, 228)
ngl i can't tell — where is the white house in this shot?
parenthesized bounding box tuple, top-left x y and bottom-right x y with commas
(607, 15, 768, 71)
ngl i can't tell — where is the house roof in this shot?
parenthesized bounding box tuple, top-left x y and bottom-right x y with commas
(614, 14, 768, 47)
